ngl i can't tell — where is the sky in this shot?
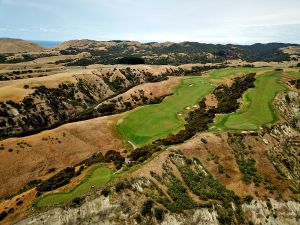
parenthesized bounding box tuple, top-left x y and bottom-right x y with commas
(0, 0, 300, 44)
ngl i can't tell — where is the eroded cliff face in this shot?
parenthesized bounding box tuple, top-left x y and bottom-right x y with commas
(16, 185, 300, 225)
(0, 67, 168, 139)
(15, 146, 300, 225)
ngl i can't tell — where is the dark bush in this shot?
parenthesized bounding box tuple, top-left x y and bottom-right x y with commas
(129, 144, 161, 162)
(141, 199, 153, 216)
(117, 56, 145, 65)
(244, 195, 253, 204)
(0, 55, 6, 63)
(104, 150, 125, 169)
(101, 187, 111, 197)
(69, 197, 84, 208)
(78, 152, 104, 166)
(154, 208, 164, 221)
(0, 211, 8, 221)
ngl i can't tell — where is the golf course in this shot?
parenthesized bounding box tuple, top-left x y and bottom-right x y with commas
(117, 67, 289, 146)
(214, 72, 287, 130)
(36, 167, 113, 207)
(117, 77, 215, 147)
(35, 67, 291, 208)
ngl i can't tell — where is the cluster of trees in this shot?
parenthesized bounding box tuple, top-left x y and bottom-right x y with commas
(213, 73, 256, 113)
(117, 56, 145, 64)
(66, 57, 101, 67)
(129, 144, 162, 163)
(77, 150, 125, 169)
(36, 167, 78, 195)
(239, 43, 292, 62)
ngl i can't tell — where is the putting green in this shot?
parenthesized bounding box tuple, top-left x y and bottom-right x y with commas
(214, 72, 287, 130)
(117, 77, 215, 147)
(36, 167, 112, 207)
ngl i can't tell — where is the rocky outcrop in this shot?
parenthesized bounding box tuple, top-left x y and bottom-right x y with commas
(16, 192, 300, 225)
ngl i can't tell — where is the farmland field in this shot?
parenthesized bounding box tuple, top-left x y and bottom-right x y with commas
(36, 167, 113, 207)
(214, 72, 287, 130)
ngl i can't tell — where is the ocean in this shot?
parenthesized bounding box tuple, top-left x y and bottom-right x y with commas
(31, 40, 62, 48)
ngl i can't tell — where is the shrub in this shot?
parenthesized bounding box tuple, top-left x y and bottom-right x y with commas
(201, 138, 208, 144)
(69, 197, 84, 208)
(0, 211, 8, 221)
(154, 208, 164, 221)
(141, 199, 153, 216)
(0, 54, 6, 63)
(101, 187, 111, 197)
(244, 195, 253, 204)
(135, 214, 142, 224)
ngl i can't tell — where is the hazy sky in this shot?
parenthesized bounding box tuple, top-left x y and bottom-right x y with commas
(1, 0, 300, 44)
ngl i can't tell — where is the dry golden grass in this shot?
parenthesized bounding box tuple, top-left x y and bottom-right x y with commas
(0, 38, 44, 53)
(0, 114, 124, 198)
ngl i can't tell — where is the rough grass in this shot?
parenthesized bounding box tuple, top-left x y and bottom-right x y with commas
(214, 72, 287, 130)
(36, 167, 112, 207)
(117, 77, 215, 147)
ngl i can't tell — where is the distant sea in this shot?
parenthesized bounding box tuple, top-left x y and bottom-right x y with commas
(31, 40, 62, 48)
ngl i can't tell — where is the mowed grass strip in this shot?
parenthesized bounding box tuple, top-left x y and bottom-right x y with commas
(283, 70, 300, 79)
(36, 167, 112, 207)
(117, 77, 215, 147)
(208, 67, 271, 79)
(215, 72, 287, 130)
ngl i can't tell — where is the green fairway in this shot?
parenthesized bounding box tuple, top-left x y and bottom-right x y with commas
(117, 77, 215, 147)
(208, 67, 271, 79)
(214, 72, 287, 130)
(36, 167, 113, 207)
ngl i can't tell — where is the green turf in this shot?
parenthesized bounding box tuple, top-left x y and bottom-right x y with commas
(208, 67, 271, 79)
(284, 70, 300, 79)
(36, 167, 113, 207)
(117, 77, 215, 147)
(214, 72, 287, 130)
